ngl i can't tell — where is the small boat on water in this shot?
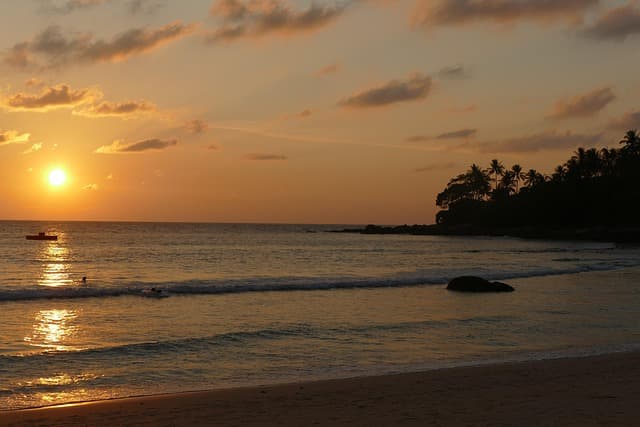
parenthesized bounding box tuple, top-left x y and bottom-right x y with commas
(26, 232, 57, 241)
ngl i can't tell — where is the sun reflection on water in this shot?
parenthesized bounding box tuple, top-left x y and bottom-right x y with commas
(23, 309, 80, 352)
(38, 242, 72, 288)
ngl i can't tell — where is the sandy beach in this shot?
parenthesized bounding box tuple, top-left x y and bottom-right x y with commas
(3, 351, 639, 426)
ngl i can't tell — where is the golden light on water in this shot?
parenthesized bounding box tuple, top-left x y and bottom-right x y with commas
(38, 244, 72, 288)
(48, 169, 67, 187)
(24, 309, 79, 352)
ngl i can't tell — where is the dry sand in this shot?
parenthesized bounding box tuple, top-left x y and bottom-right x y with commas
(3, 351, 639, 426)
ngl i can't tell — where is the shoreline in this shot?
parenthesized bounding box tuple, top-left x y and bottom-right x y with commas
(332, 224, 640, 243)
(3, 351, 639, 426)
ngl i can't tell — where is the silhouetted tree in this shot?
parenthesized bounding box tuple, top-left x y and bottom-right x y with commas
(511, 164, 523, 192)
(489, 159, 505, 191)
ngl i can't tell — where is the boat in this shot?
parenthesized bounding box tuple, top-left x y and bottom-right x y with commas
(26, 232, 58, 241)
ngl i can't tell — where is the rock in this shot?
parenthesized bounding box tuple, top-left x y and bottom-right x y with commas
(447, 276, 515, 293)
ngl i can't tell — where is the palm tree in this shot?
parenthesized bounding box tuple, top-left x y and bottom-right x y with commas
(499, 170, 516, 195)
(489, 159, 504, 191)
(511, 164, 524, 192)
(467, 164, 491, 200)
(551, 165, 566, 182)
(620, 129, 640, 155)
(524, 169, 544, 188)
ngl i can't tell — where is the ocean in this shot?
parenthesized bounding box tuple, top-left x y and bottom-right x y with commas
(1, 221, 639, 410)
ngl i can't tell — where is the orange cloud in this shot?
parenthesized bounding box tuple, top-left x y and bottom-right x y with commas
(95, 138, 178, 153)
(608, 110, 640, 131)
(407, 128, 477, 142)
(582, 4, 640, 41)
(316, 62, 340, 76)
(413, 0, 598, 29)
(185, 119, 210, 134)
(3, 84, 99, 111)
(546, 87, 615, 120)
(74, 100, 157, 118)
(0, 130, 31, 146)
(472, 130, 602, 153)
(4, 21, 196, 69)
(339, 73, 432, 109)
(206, 0, 347, 43)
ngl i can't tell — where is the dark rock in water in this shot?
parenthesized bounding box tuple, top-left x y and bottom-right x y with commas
(447, 276, 514, 293)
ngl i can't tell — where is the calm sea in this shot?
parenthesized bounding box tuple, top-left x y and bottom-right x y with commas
(1, 221, 639, 409)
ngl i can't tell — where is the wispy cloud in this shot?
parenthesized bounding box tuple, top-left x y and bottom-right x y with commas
(24, 77, 45, 89)
(412, 0, 598, 30)
(474, 130, 602, 153)
(206, 0, 347, 43)
(38, 0, 166, 15)
(185, 119, 210, 134)
(2, 84, 98, 111)
(339, 73, 432, 109)
(608, 110, 640, 131)
(281, 108, 312, 120)
(82, 183, 99, 190)
(74, 99, 157, 118)
(582, 3, 640, 41)
(245, 153, 287, 160)
(23, 142, 43, 154)
(437, 64, 470, 79)
(4, 21, 195, 69)
(316, 62, 340, 76)
(406, 128, 477, 142)
(0, 130, 31, 146)
(95, 138, 178, 153)
(546, 87, 615, 120)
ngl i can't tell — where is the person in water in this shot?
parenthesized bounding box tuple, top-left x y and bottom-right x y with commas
(81, 276, 87, 284)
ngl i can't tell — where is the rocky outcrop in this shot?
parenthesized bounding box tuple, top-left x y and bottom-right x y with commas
(447, 276, 514, 293)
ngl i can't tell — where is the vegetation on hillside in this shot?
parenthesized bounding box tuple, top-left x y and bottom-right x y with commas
(435, 130, 640, 227)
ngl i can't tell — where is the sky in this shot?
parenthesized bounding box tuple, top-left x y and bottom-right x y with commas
(0, 0, 639, 224)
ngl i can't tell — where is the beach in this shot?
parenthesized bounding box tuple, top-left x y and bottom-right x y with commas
(3, 351, 638, 426)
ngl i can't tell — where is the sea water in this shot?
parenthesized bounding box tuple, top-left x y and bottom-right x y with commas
(1, 221, 639, 409)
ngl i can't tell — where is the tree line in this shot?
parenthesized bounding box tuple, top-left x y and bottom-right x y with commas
(435, 130, 640, 227)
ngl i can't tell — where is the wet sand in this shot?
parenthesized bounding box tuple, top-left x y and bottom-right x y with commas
(3, 351, 639, 426)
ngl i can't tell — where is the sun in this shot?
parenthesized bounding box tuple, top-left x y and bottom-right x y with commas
(48, 169, 67, 187)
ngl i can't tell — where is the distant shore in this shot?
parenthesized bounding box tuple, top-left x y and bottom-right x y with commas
(3, 351, 639, 426)
(331, 224, 640, 243)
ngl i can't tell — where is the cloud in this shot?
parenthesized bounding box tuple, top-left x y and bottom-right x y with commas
(206, 144, 218, 150)
(3, 84, 98, 111)
(0, 130, 31, 146)
(436, 128, 477, 139)
(245, 153, 287, 160)
(339, 73, 432, 108)
(95, 138, 177, 153)
(317, 62, 340, 76)
(206, 0, 347, 43)
(282, 108, 312, 119)
(4, 21, 195, 69)
(25, 77, 45, 88)
(23, 143, 43, 154)
(406, 128, 477, 142)
(412, 0, 598, 29)
(74, 99, 157, 118)
(185, 119, 210, 134)
(82, 183, 99, 190)
(38, 0, 165, 15)
(608, 110, 640, 131)
(475, 130, 602, 153)
(38, 0, 108, 14)
(437, 64, 470, 79)
(582, 4, 640, 41)
(415, 161, 458, 172)
(546, 87, 615, 120)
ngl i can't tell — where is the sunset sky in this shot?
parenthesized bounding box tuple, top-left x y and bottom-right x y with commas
(1, 0, 639, 224)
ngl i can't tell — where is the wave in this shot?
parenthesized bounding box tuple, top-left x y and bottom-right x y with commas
(0, 262, 637, 303)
